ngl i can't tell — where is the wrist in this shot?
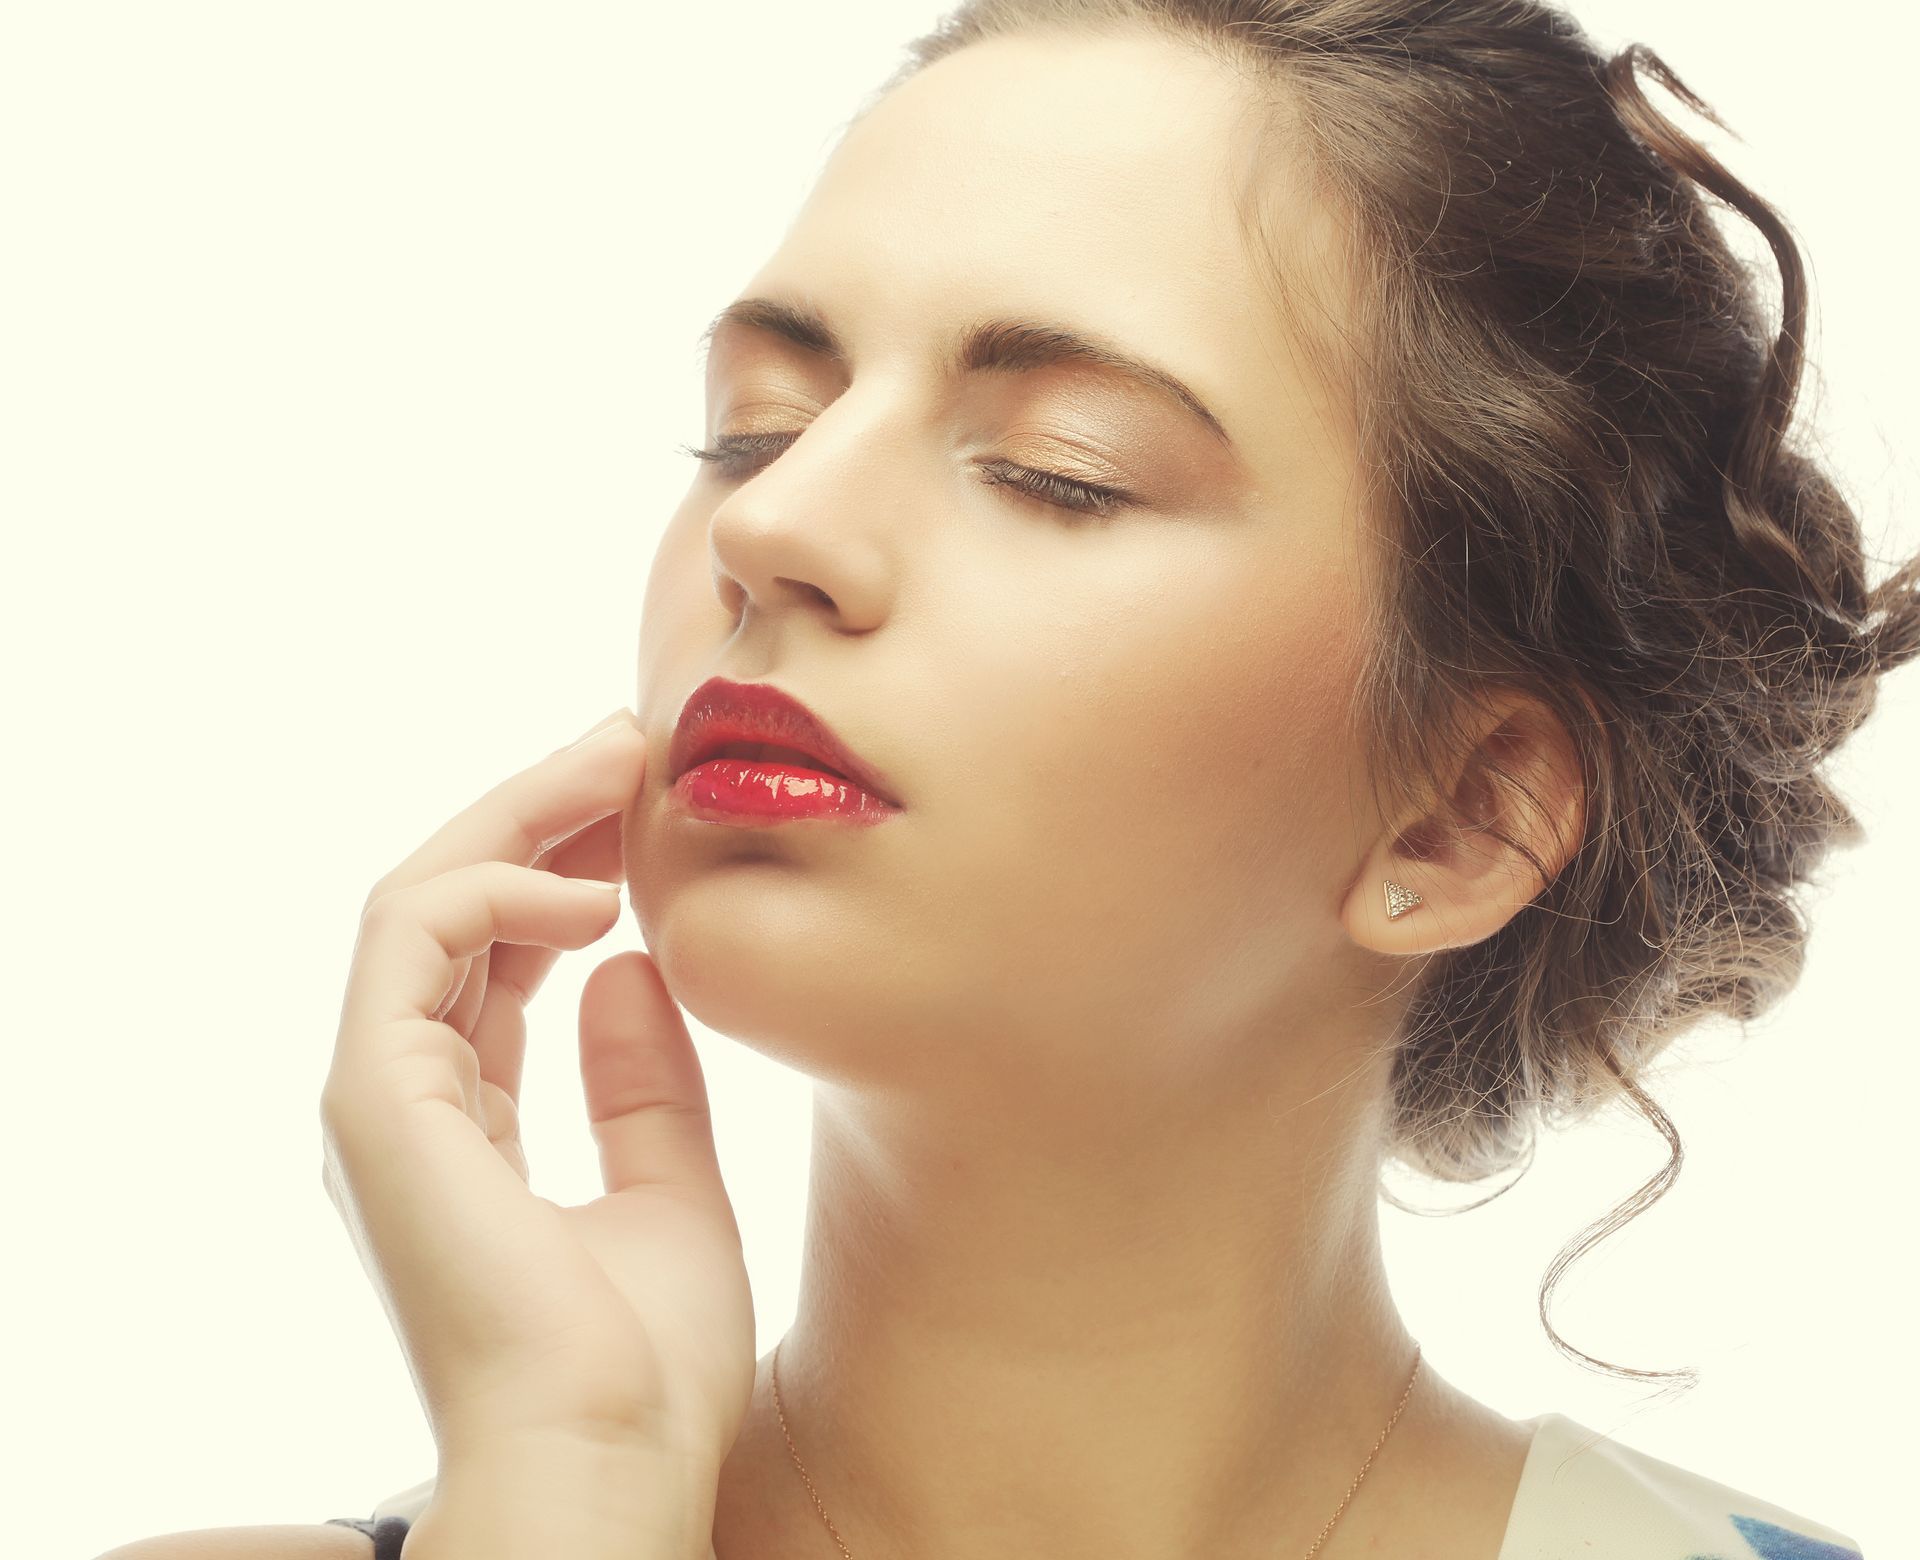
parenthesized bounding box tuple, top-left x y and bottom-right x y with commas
(409, 1433, 719, 1560)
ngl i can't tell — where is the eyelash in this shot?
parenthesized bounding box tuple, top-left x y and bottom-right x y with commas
(677, 430, 1138, 521)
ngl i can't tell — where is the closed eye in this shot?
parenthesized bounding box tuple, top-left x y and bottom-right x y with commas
(677, 430, 1138, 521)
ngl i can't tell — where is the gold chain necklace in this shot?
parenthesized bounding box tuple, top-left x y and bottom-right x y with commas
(769, 1334, 1424, 1559)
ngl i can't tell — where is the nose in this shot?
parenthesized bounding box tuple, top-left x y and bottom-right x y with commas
(704, 392, 905, 631)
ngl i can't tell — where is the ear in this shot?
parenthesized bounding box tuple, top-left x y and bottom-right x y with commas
(1343, 690, 1587, 956)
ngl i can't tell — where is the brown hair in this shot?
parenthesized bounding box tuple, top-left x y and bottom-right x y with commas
(874, 0, 1920, 1389)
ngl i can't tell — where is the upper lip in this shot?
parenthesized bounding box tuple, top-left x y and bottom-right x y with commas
(668, 675, 901, 806)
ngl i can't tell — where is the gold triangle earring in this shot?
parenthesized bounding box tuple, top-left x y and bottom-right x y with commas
(1383, 878, 1423, 920)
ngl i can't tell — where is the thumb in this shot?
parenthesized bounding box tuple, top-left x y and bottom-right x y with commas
(577, 950, 727, 1207)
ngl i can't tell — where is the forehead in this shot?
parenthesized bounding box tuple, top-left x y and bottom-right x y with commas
(734, 31, 1339, 453)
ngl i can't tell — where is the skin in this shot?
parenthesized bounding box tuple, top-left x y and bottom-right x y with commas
(623, 27, 1584, 1560)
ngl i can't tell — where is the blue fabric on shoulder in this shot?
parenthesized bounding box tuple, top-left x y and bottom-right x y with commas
(1725, 1511, 1864, 1559)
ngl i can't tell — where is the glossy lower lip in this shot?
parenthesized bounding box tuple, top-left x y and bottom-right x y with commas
(670, 757, 903, 826)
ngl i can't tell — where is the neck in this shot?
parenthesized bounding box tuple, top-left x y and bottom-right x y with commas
(721, 1036, 1486, 1560)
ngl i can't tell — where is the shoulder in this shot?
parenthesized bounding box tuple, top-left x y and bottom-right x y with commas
(1500, 1412, 1866, 1559)
(367, 1473, 436, 1525)
(350, 1474, 719, 1560)
(90, 1479, 441, 1558)
(96, 1528, 379, 1558)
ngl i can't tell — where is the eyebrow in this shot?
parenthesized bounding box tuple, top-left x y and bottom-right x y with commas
(696, 294, 1235, 450)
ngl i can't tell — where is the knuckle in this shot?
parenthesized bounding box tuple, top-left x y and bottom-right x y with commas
(317, 1080, 347, 1129)
(359, 877, 444, 940)
(358, 884, 405, 930)
(489, 965, 537, 1012)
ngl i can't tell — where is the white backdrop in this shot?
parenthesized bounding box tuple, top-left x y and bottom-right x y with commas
(5, 4, 1913, 1558)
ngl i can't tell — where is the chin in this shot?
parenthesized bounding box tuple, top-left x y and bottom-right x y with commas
(634, 869, 930, 1080)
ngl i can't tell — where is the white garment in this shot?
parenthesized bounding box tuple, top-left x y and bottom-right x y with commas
(1496, 1412, 1864, 1558)
(359, 1409, 1867, 1558)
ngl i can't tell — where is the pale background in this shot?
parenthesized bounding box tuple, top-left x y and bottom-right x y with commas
(4, 4, 1913, 1557)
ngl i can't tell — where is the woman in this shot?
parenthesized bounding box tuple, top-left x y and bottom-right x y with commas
(105, 3, 1912, 1558)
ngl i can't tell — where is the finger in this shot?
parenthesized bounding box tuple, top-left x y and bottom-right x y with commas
(339, 862, 623, 1075)
(531, 805, 627, 886)
(474, 810, 631, 1093)
(366, 709, 645, 903)
(437, 947, 488, 1033)
(476, 1079, 529, 1183)
(465, 957, 530, 1103)
(577, 951, 728, 1211)
(544, 704, 639, 758)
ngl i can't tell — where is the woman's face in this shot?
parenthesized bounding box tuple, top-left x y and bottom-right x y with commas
(626, 30, 1383, 1105)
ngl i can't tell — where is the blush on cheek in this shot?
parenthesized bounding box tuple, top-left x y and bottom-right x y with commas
(1133, 564, 1371, 918)
(1169, 561, 1365, 781)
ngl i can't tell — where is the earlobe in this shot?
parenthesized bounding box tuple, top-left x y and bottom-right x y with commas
(1346, 691, 1587, 958)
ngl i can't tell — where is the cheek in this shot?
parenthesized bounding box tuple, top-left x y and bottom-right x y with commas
(638, 502, 712, 662)
(1026, 537, 1363, 857)
(935, 538, 1369, 1023)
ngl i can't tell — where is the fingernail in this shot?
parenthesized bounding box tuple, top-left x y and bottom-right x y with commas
(569, 711, 636, 750)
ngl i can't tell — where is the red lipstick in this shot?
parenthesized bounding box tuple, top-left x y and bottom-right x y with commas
(668, 675, 902, 826)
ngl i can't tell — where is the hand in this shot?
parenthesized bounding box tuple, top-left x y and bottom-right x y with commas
(319, 706, 756, 1478)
